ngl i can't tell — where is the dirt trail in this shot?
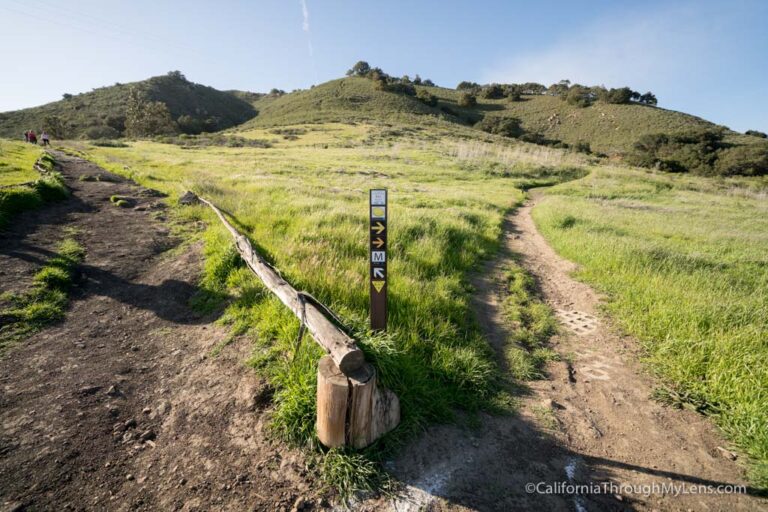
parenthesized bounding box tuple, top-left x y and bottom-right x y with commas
(369, 195, 766, 511)
(0, 153, 318, 511)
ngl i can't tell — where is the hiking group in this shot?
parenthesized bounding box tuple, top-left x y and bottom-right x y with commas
(24, 130, 49, 146)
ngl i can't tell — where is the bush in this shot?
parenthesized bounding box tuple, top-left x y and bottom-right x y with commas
(346, 61, 371, 77)
(475, 116, 523, 138)
(456, 81, 480, 91)
(415, 89, 438, 107)
(565, 85, 594, 108)
(479, 84, 505, 99)
(627, 128, 768, 176)
(83, 125, 120, 140)
(458, 93, 477, 108)
(714, 144, 768, 176)
(746, 130, 768, 139)
(386, 82, 416, 96)
(602, 87, 635, 104)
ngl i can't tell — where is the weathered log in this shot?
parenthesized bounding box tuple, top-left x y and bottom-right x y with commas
(190, 192, 365, 375)
(316, 356, 400, 449)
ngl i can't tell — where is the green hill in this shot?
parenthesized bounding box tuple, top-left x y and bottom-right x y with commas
(244, 77, 737, 155)
(0, 72, 257, 139)
(243, 77, 457, 128)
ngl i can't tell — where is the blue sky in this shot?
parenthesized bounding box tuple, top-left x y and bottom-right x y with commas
(1, 0, 766, 131)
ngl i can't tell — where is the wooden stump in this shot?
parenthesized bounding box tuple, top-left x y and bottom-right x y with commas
(316, 356, 400, 449)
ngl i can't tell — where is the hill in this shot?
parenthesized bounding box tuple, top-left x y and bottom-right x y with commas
(0, 72, 258, 139)
(243, 76, 739, 155)
(243, 77, 457, 128)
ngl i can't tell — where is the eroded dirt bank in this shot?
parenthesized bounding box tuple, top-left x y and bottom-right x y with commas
(0, 153, 319, 511)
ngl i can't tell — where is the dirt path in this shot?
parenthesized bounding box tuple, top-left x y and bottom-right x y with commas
(369, 195, 766, 511)
(0, 153, 319, 511)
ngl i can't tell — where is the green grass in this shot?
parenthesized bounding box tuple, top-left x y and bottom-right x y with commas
(501, 263, 560, 381)
(57, 127, 580, 496)
(56, 121, 768, 492)
(0, 140, 41, 186)
(0, 143, 68, 228)
(0, 237, 85, 350)
(532, 166, 768, 486)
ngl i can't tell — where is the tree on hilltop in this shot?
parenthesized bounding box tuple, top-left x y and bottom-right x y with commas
(347, 61, 371, 77)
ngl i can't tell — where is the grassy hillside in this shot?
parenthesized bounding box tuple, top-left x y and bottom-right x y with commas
(534, 168, 768, 485)
(243, 77, 742, 155)
(0, 73, 257, 139)
(243, 77, 457, 128)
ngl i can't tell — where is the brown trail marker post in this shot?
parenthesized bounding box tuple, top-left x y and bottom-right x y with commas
(317, 188, 399, 448)
(370, 189, 388, 331)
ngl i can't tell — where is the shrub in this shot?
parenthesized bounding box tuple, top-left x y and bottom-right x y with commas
(746, 130, 768, 139)
(714, 144, 768, 176)
(386, 82, 416, 96)
(565, 85, 594, 107)
(83, 125, 120, 140)
(458, 93, 477, 108)
(457, 81, 480, 91)
(415, 89, 438, 107)
(346, 61, 371, 77)
(627, 128, 768, 176)
(479, 84, 505, 99)
(601, 87, 636, 104)
(475, 116, 523, 138)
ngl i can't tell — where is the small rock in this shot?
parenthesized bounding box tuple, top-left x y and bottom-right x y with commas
(106, 385, 122, 397)
(126, 474, 134, 481)
(107, 406, 120, 417)
(291, 496, 305, 512)
(139, 430, 156, 442)
(142, 407, 151, 415)
(79, 385, 101, 395)
(179, 478, 187, 486)
(5, 501, 24, 512)
(131, 346, 140, 352)
(717, 446, 738, 461)
(155, 400, 171, 416)
(124, 418, 137, 429)
(179, 191, 200, 205)
(614, 494, 624, 501)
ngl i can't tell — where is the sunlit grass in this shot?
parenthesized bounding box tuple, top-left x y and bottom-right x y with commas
(533, 166, 768, 486)
(61, 127, 581, 495)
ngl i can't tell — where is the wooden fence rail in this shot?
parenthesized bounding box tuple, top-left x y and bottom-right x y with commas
(182, 191, 400, 448)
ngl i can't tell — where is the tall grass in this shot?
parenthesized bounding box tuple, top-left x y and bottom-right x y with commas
(533, 166, 768, 486)
(64, 127, 580, 495)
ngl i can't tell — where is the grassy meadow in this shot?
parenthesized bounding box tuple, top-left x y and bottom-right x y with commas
(533, 167, 768, 485)
(60, 125, 583, 493)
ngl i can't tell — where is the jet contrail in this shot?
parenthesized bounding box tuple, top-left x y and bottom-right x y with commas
(300, 0, 318, 82)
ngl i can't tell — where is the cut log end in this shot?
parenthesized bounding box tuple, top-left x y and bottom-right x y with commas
(336, 348, 366, 375)
(316, 356, 400, 449)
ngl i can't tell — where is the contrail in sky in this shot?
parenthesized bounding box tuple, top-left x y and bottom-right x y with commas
(300, 0, 319, 83)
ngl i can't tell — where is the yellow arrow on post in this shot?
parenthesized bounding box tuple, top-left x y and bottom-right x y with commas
(372, 237, 384, 249)
(372, 221, 385, 234)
